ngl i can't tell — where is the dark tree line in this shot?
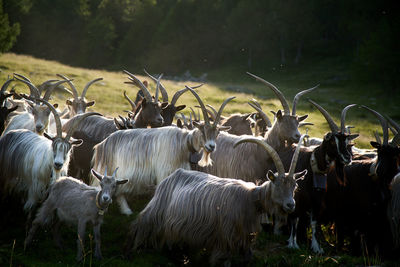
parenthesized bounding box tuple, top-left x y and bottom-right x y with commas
(1, 0, 399, 91)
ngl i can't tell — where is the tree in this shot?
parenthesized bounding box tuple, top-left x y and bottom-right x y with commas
(0, 0, 20, 53)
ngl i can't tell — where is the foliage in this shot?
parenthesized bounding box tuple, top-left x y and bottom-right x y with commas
(0, 0, 20, 53)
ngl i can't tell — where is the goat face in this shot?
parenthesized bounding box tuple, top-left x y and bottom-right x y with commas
(222, 114, 253, 136)
(371, 142, 400, 192)
(161, 104, 185, 126)
(28, 103, 57, 134)
(66, 97, 95, 116)
(324, 132, 356, 165)
(91, 168, 128, 205)
(268, 170, 307, 213)
(45, 135, 82, 171)
(194, 122, 230, 153)
(140, 98, 167, 127)
(276, 110, 307, 145)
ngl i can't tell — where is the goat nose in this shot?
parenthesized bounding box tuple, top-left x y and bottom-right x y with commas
(286, 202, 295, 211)
(102, 195, 110, 202)
(54, 162, 63, 170)
(208, 143, 216, 152)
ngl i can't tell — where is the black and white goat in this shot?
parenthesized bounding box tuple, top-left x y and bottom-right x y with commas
(91, 88, 234, 215)
(25, 167, 128, 261)
(125, 135, 307, 265)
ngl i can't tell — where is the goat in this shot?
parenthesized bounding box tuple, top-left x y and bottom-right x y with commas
(24, 167, 128, 261)
(57, 74, 101, 118)
(0, 78, 18, 135)
(325, 106, 400, 256)
(276, 101, 359, 253)
(0, 96, 98, 224)
(194, 72, 316, 181)
(125, 135, 307, 265)
(3, 73, 69, 135)
(91, 88, 234, 215)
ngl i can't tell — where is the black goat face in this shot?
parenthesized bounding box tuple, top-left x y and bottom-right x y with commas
(372, 142, 400, 189)
(325, 132, 354, 165)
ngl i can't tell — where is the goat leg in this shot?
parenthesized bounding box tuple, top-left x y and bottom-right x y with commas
(76, 221, 87, 262)
(93, 223, 103, 260)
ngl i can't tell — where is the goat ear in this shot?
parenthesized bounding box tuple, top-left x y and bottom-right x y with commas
(66, 99, 73, 106)
(243, 113, 252, 120)
(53, 103, 58, 109)
(175, 105, 186, 112)
(7, 105, 18, 114)
(294, 170, 307, 181)
(161, 102, 169, 109)
(176, 119, 183, 128)
(324, 132, 333, 141)
(276, 110, 283, 120)
(87, 100, 95, 107)
(370, 141, 381, 149)
(117, 179, 129, 185)
(71, 138, 83, 147)
(43, 132, 54, 141)
(193, 121, 201, 128)
(298, 114, 308, 122)
(267, 170, 276, 182)
(91, 169, 103, 181)
(347, 134, 359, 141)
(218, 125, 231, 132)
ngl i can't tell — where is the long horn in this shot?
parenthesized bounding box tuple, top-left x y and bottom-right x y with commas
(13, 73, 31, 83)
(247, 72, 290, 114)
(38, 79, 59, 95)
(292, 84, 319, 115)
(57, 74, 79, 100)
(308, 99, 339, 133)
(170, 84, 203, 106)
(123, 70, 152, 102)
(248, 101, 272, 127)
(214, 96, 236, 126)
(43, 79, 72, 102)
(288, 134, 308, 177)
(361, 105, 388, 145)
(386, 115, 400, 135)
(65, 112, 101, 141)
(185, 86, 210, 125)
(340, 104, 357, 133)
(82, 78, 103, 98)
(13, 74, 40, 99)
(143, 69, 169, 102)
(374, 130, 382, 145)
(206, 104, 218, 120)
(1, 78, 14, 94)
(154, 73, 163, 102)
(123, 91, 136, 111)
(234, 138, 285, 176)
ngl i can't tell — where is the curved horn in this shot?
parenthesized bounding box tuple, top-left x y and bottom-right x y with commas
(374, 130, 382, 145)
(170, 84, 203, 106)
(206, 104, 218, 120)
(248, 101, 272, 127)
(154, 73, 163, 102)
(13, 74, 40, 99)
(143, 69, 169, 102)
(1, 78, 14, 94)
(308, 99, 339, 133)
(361, 105, 388, 145)
(65, 112, 101, 141)
(340, 104, 357, 133)
(185, 86, 210, 125)
(292, 84, 319, 115)
(247, 72, 290, 114)
(288, 134, 308, 177)
(234, 138, 285, 176)
(123, 70, 152, 102)
(214, 96, 236, 125)
(57, 74, 78, 100)
(123, 91, 136, 111)
(386, 115, 400, 135)
(38, 79, 60, 95)
(82, 78, 103, 98)
(112, 167, 119, 177)
(43, 79, 72, 102)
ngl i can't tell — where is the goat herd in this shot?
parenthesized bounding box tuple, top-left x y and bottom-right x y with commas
(0, 70, 399, 265)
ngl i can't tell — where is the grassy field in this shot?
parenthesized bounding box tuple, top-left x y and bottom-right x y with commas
(0, 53, 399, 266)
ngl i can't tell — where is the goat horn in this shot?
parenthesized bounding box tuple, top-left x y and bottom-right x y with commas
(206, 104, 218, 120)
(248, 101, 272, 128)
(82, 78, 102, 98)
(234, 138, 285, 177)
(112, 167, 119, 177)
(154, 73, 163, 102)
(340, 104, 357, 133)
(123, 91, 136, 111)
(1, 78, 14, 94)
(288, 134, 308, 177)
(43, 79, 72, 102)
(308, 99, 339, 133)
(38, 79, 60, 95)
(373, 130, 382, 145)
(214, 96, 236, 126)
(247, 72, 290, 114)
(292, 84, 319, 115)
(171, 84, 203, 106)
(185, 86, 210, 125)
(386, 115, 400, 135)
(190, 107, 198, 121)
(299, 122, 314, 127)
(104, 166, 108, 176)
(65, 112, 101, 141)
(57, 74, 78, 100)
(143, 69, 169, 102)
(13, 74, 40, 99)
(124, 70, 152, 103)
(361, 105, 388, 145)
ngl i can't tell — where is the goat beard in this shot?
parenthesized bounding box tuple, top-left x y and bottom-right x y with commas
(198, 149, 213, 167)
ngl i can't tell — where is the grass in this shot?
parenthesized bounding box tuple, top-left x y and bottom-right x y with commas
(0, 52, 399, 266)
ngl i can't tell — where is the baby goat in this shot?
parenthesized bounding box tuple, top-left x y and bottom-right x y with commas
(25, 167, 128, 261)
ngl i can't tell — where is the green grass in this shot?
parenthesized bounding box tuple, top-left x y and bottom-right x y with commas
(0, 53, 399, 266)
